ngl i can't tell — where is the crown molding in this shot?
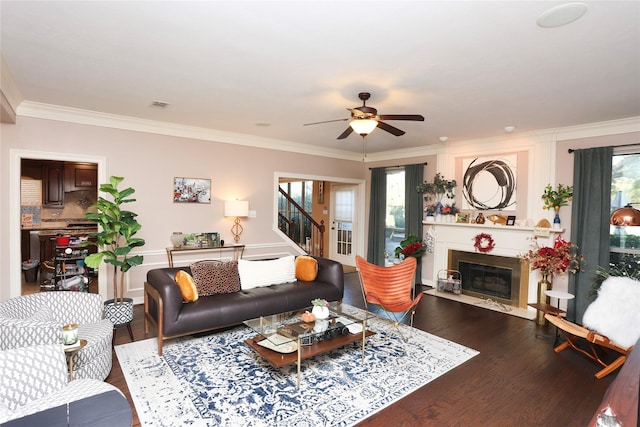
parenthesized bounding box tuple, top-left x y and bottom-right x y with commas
(553, 116, 640, 141)
(0, 56, 23, 123)
(15, 101, 639, 162)
(16, 101, 364, 162)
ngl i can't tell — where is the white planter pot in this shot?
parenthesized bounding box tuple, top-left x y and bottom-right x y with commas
(104, 298, 134, 326)
(311, 305, 330, 320)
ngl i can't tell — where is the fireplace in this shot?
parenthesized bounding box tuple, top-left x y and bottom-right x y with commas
(448, 250, 528, 308)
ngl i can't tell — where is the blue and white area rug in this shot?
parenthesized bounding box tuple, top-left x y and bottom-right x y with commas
(115, 306, 478, 426)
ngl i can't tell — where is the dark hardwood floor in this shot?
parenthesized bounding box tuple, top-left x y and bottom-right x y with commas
(107, 272, 614, 426)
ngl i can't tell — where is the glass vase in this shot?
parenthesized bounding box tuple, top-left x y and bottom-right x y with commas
(536, 272, 553, 325)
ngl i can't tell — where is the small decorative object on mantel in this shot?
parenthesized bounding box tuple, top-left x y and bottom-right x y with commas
(475, 213, 486, 224)
(487, 214, 508, 225)
(520, 235, 583, 325)
(311, 298, 330, 320)
(542, 183, 573, 230)
(473, 233, 495, 253)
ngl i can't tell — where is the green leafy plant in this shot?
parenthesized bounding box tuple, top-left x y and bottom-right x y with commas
(590, 254, 640, 296)
(311, 298, 329, 307)
(416, 173, 457, 202)
(83, 176, 145, 304)
(542, 183, 573, 210)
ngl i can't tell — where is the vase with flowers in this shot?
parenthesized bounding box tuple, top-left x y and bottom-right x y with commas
(542, 183, 573, 229)
(521, 235, 583, 324)
(395, 233, 426, 285)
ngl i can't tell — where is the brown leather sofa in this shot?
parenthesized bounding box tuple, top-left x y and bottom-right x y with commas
(144, 256, 344, 355)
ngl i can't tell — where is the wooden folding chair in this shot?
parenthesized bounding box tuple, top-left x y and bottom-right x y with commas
(544, 313, 634, 379)
(355, 255, 423, 341)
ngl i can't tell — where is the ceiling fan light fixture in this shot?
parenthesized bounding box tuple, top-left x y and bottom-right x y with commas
(349, 119, 378, 136)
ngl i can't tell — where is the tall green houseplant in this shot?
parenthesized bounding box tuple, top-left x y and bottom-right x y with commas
(84, 176, 145, 304)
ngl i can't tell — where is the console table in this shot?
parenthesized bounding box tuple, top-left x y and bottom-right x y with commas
(166, 244, 245, 267)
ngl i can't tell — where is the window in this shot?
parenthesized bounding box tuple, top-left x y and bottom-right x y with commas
(610, 153, 640, 273)
(385, 169, 405, 261)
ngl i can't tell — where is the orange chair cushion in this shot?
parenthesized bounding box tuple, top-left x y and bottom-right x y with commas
(175, 270, 199, 302)
(295, 256, 318, 281)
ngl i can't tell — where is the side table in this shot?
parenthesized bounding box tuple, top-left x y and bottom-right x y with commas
(544, 290, 575, 345)
(64, 339, 87, 381)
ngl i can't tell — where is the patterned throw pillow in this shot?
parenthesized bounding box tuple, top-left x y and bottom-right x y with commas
(174, 270, 199, 303)
(295, 256, 318, 281)
(190, 260, 241, 296)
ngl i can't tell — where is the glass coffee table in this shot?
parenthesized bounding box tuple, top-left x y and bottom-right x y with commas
(243, 302, 374, 388)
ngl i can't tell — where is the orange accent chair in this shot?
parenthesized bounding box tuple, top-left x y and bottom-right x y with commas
(355, 255, 423, 341)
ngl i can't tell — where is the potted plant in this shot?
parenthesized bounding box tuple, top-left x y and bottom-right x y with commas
(311, 298, 330, 319)
(394, 233, 426, 260)
(83, 176, 145, 328)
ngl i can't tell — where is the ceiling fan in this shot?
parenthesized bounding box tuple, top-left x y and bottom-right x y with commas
(304, 92, 425, 140)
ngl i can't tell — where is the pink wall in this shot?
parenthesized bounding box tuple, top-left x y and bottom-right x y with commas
(1, 117, 366, 300)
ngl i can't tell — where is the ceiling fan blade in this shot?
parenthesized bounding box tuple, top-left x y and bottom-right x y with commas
(303, 118, 348, 126)
(337, 127, 354, 140)
(377, 121, 405, 136)
(378, 114, 425, 121)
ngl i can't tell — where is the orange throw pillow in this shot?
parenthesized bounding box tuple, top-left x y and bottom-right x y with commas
(295, 256, 318, 282)
(175, 270, 199, 302)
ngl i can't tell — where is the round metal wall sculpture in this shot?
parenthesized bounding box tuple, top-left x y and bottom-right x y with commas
(462, 158, 516, 210)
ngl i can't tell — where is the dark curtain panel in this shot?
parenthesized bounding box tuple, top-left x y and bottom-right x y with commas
(405, 164, 424, 284)
(367, 167, 387, 265)
(569, 146, 613, 322)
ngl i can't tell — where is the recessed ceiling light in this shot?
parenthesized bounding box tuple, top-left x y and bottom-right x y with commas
(504, 126, 516, 133)
(439, 136, 448, 142)
(537, 3, 588, 28)
(151, 100, 169, 108)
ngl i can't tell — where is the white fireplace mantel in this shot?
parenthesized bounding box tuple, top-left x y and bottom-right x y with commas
(423, 221, 566, 319)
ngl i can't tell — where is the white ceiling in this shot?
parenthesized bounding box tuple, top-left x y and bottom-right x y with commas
(1, 1, 639, 155)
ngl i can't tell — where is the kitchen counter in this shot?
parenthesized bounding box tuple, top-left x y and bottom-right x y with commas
(36, 229, 98, 236)
(22, 218, 97, 233)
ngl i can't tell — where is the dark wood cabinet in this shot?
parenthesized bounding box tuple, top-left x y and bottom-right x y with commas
(65, 162, 98, 192)
(39, 235, 57, 262)
(21, 159, 65, 207)
(43, 161, 64, 207)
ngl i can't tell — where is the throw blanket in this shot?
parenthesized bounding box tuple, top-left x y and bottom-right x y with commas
(582, 276, 640, 348)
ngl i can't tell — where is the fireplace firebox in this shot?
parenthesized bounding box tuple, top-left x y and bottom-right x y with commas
(448, 250, 528, 308)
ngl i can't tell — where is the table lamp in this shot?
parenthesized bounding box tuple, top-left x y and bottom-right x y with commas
(224, 200, 249, 243)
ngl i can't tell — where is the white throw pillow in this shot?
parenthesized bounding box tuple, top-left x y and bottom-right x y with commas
(582, 276, 640, 348)
(238, 256, 296, 290)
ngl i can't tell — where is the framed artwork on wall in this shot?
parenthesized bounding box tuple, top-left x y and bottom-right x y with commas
(173, 177, 211, 204)
(461, 154, 517, 211)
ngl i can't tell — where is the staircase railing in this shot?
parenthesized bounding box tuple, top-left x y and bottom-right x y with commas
(278, 187, 325, 257)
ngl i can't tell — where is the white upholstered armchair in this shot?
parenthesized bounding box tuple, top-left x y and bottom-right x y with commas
(0, 344, 126, 424)
(0, 292, 113, 380)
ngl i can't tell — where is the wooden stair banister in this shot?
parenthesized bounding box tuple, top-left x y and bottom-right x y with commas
(278, 187, 325, 257)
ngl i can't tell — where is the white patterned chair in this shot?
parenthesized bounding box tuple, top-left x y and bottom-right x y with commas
(0, 344, 127, 424)
(0, 292, 113, 380)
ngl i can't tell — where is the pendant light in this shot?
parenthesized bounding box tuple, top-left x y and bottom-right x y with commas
(610, 204, 640, 226)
